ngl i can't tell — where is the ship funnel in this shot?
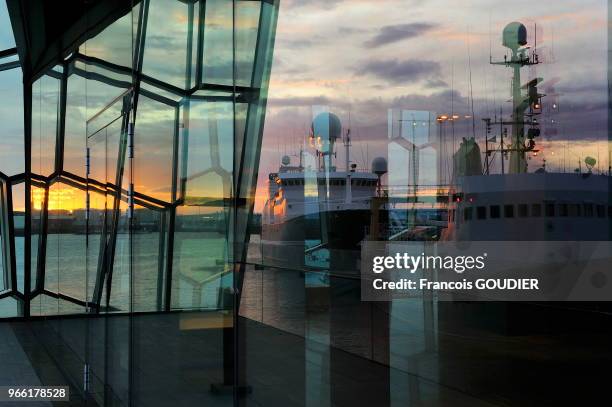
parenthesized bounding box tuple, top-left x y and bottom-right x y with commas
(503, 22, 527, 51)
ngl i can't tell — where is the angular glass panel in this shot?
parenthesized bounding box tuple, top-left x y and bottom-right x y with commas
(87, 114, 127, 313)
(171, 201, 231, 310)
(0, 68, 24, 176)
(82, 8, 136, 69)
(0, 297, 18, 318)
(134, 95, 176, 203)
(30, 185, 44, 292)
(235, 0, 261, 87)
(11, 182, 24, 293)
(84, 78, 129, 124)
(44, 182, 87, 311)
(184, 100, 234, 202)
(202, 0, 233, 86)
(88, 115, 125, 193)
(86, 189, 108, 310)
(132, 206, 165, 312)
(142, 0, 190, 89)
(63, 72, 87, 177)
(107, 200, 130, 313)
(32, 74, 60, 177)
(0, 2, 15, 50)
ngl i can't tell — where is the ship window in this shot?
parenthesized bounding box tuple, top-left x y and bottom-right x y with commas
(504, 205, 514, 218)
(558, 203, 568, 217)
(569, 204, 581, 217)
(476, 206, 486, 220)
(608, 206, 612, 218)
(463, 207, 473, 221)
(518, 204, 528, 217)
(340, 180, 345, 186)
(584, 203, 594, 217)
(489, 205, 500, 219)
(545, 203, 555, 217)
(531, 203, 542, 217)
(596, 205, 605, 218)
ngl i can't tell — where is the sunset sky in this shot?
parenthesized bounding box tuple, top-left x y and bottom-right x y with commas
(1, 0, 610, 212)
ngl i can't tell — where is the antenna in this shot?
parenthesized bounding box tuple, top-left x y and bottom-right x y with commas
(467, 25, 477, 139)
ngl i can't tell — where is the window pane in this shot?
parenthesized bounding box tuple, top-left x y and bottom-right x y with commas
(134, 96, 176, 203)
(235, 0, 261, 87)
(0, 2, 15, 50)
(202, 0, 233, 86)
(476, 206, 486, 219)
(0, 68, 24, 176)
(531, 204, 542, 217)
(32, 74, 60, 177)
(142, 0, 190, 89)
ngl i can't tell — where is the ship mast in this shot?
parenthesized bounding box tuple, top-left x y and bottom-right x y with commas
(488, 22, 543, 174)
(344, 127, 353, 203)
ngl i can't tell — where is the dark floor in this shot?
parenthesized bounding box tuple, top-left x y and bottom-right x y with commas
(0, 304, 611, 406)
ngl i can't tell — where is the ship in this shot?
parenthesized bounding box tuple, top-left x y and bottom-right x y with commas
(260, 112, 392, 271)
(443, 22, 611, 242)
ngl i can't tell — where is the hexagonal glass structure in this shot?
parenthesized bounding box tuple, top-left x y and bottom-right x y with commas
(0, 0, 279, 317)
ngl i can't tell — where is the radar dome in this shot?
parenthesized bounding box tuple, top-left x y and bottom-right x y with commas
(281, 155, 291, 166)
(312, 112, 342, 141)
(503, 22, 527, 50)
(371, 157, 388, 176)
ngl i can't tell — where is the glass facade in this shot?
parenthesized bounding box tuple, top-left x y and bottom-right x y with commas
(1, 0, 611, 406)
(0, 0, 279, 317)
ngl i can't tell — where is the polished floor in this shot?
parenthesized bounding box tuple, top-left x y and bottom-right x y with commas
(0, 303, 611, 406)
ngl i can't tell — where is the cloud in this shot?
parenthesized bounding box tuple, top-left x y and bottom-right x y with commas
(268, 95, 332, 107)
(354, 58, 441, 84)
(284, 0, 344, 11)
(364, 23, 436, 47)
(425, 78, 448, 88)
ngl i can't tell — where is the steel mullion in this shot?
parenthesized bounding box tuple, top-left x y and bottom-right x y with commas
(102, 97, 131, 310)
(23, 80, 32, 317)
(35, 183, 50, 293)
(55, 64, 68, 174)
(195, 0, 206, 87)
(163, 106, 181, 311)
